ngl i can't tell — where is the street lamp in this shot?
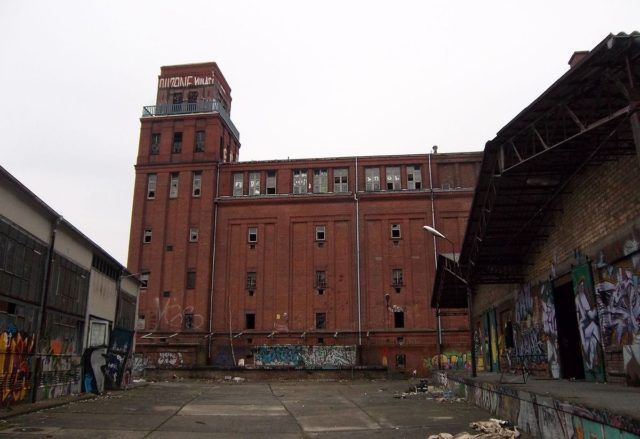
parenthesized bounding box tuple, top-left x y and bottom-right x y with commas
(423, 225, 477, 377)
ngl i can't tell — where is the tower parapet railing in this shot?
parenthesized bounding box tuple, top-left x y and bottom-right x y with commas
(141, 100, 239, 140)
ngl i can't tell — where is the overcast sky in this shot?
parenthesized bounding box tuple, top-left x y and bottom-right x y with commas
(1, 1, 638, 265)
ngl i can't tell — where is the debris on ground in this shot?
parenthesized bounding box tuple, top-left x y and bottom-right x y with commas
(427, 418, 520, 439)
(393, 383, 465, 402)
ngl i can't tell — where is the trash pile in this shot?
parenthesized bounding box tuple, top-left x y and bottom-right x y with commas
(427, 418, 520, 439)
(392, 380, 465, 403)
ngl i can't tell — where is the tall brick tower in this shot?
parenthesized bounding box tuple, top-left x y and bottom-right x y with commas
(128, 63, 240, 365)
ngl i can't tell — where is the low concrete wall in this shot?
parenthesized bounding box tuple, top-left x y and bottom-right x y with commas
(434, 372, 640, 439)
(143, 366, 388, 382)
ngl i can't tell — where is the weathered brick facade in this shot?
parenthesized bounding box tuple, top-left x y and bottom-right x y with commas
(128, 63, 482, 374)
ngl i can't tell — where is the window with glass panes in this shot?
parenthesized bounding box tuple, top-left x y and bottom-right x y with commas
(386, 166, 401, 190)
(233, 173, 243, 196)
(407, 165, 422, 189)
(266, 171, 276, 194)
(249, 172, 260, 195)
(333, 168, 348, 192)
(313, 169, 328, 193)
(293, 170, 308, 194)
(365, 168, 380, 191)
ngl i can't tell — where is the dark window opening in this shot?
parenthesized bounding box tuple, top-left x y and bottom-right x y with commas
(186, 271, 196, 289)
(194, 130, 205, 152)
(166, 245, 173, 251)
(184, 313, 194, 329)
(396, 354, 406, 369)
(315, 312, 326, 329)
(392, 269, 403, 291)
(150, 133, 160, 155)
(266, 171, 276, 194)
(391, 224, 401, 239)
(188, 91, 198, 103)
(248, 227, 257, 243)
(143, 229, 152, 244)
(315, 225, 325, 241)
(394, 311, 404, 328)
(172, 132, 183, 153)
(245, 313, 255, 329)
(163, 291, 171, 298)
(317, 337, 324, 344)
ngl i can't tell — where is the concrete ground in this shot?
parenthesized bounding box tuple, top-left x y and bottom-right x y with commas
(0, 379, 506, 438)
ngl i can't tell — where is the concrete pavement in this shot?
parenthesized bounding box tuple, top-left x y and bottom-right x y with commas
(0, 379, 503, 438)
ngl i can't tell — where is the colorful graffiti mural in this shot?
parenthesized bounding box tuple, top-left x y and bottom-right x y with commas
(104, 328, 133, 390)
(0, 330, 34, 405)
(514, 283, 546, 365)
(540, 282, 560, 378)
(254, 345, 356, 369)
(573, 264, 606, 382)
(596, 261, 640, 386)
(424, 351, 472, 371)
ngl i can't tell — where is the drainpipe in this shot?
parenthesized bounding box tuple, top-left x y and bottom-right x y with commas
(31, 216, 61, 403)
(355, 157, 362, 348)
(208, 163, 221, 363)
(428, 151, 442, 369)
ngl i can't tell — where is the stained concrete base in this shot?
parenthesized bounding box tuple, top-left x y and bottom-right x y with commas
(434, 371, 640, 439)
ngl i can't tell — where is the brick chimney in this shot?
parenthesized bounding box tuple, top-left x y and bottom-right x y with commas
(568, 51, 589, 68)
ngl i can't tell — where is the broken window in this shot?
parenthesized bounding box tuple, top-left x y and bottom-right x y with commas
(249, 172, 260, 196)
(313, 169, 328, 193)
(386, 166, 401, 190)
(315, 225, 326, 241)
(169, 173, 179, 198)
(143, 229, 152, 244)
(365, 168, 380, 191)
(147, 174, 157, 199)
(266, 171, 277, 194)
(333, 168, 348, 193)
(192, 171, 202, 197)
(407, 165, 422, 190)
(189, 227, 199, 242)
(233, 173, 244, 196)
(293, 170, 308, 194)
(390, 224, 401, 239)
(139, 272, 149, 288)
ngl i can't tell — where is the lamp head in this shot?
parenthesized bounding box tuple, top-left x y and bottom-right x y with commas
(423, 225, 446, 239)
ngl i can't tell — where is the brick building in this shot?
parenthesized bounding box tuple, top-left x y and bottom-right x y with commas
(432, 32, 640, 386)
(128, 62, 482, 373)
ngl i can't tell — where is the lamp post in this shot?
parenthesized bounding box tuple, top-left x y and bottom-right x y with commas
(423, 225, 477, 377)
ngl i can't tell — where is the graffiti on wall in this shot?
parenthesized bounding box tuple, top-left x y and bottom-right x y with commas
(424, 351, 472, 371)
(540, 282, 560, 378)
(435, 372, 640, 439)
(572, 264, 606, 382)
(39, 337, 81, 400)
(514, 284, 546, 364)
(147, 299, 205, 331)
(595, 258, 640, 386)
(0, 330, 35, 405)
(158, 352, 184, 367)
(254, 345, 356, 369)
(104, 328, 133, 390)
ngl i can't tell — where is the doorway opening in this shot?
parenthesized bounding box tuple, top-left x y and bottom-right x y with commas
(553, 282, 585, 379)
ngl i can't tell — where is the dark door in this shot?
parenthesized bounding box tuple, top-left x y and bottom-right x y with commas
(553, 282, 585, 379)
